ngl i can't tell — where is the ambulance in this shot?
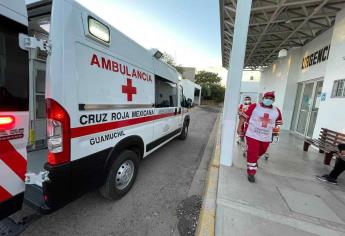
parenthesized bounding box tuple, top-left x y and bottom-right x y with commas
(0, 0, 190, 220)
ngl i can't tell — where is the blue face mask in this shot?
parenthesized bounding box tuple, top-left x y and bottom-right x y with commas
(263, 98, 273, 106)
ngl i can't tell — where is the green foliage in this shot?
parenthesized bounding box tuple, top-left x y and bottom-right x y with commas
(210, 84, 225, 103)
(161, 53, 175, 66)
(161, 52, 184, 75)
(195, 71, 222, 85)
(175, 66, 185, 76)
(195, 71, 225, 102)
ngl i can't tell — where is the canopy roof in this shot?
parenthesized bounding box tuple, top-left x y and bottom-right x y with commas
(220, 0, 345, 69)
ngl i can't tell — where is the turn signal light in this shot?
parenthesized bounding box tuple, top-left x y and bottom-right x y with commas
(0, 116, 15, 130)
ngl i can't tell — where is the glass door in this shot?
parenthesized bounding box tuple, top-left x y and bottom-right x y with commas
(296, 82, 314, 135)
(291, 83, 303, 131)
(294, 79, 323, 137)
(307, 81, 323, 137)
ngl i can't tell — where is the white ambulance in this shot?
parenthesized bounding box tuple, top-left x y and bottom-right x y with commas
(0, 0, 190, 220)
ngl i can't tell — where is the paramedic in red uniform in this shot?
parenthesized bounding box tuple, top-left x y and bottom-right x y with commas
(238, 96, 252, 114)
(237, 92, 283, 183)
(238, 96, 252, 141)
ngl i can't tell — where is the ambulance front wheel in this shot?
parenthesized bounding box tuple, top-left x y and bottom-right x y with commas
(99, 150, 139, 200)
(178, 122, 189, 140)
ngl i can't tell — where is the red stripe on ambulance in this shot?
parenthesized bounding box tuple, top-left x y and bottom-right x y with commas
(0, 141, 27, 181)
(0, 186, 12, 202)
(71, 112, 176, 138)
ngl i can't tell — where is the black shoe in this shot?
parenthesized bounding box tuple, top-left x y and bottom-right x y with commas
(248, 174, 255, 183)
(316, 175, 337, 185)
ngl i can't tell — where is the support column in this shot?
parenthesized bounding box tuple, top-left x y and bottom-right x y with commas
(220, 0, 252, 166)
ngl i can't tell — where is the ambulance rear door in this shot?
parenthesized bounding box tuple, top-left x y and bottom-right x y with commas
(0, 0, 29, 220)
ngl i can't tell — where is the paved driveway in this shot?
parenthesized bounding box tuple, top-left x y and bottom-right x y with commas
(20, 106, 219, 236)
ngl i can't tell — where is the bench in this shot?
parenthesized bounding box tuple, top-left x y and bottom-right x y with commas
(303, 128, 345, 165)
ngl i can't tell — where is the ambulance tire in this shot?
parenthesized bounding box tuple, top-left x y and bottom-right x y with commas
(178, 121, 189, 140)
(99, 150, 139, 200)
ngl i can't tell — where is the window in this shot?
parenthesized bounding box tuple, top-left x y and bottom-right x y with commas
(0, 15, 29, 111)
(155, 76, 177, 107)
(36, 70, 46, 93)
(194, 88, 200, 97)
(88, 16, 110, 44)
(331, 79, 345, 98)
(36, 95, 46, 119)
(35, 69, 46, 119)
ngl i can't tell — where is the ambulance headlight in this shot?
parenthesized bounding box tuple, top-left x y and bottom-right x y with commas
(88, 17, 110, 43)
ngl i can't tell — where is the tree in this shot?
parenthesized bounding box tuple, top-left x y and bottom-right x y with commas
(195, 71, 222, 85)
(195, 71, 225, 102)
(160, 52, 184, 75)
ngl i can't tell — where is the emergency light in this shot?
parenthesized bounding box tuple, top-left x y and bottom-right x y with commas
(88, 17, 110, 43)
(153, 50, 163, 59)
(0, 116, 15, 130)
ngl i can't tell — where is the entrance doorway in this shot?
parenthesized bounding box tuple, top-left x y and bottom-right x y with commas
(292, 79, 323, 137)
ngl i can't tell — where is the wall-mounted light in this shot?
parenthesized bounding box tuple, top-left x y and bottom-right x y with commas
(278, 49, 288, 58)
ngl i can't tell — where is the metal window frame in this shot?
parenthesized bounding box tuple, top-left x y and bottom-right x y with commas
(331, 79, 345, 98)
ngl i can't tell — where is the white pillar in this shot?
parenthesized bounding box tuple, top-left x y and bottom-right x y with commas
(220, 0, 252, 166)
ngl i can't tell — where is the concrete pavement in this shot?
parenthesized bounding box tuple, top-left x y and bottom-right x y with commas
(216, 132, 345, 236)
(8, 106, 220, 236)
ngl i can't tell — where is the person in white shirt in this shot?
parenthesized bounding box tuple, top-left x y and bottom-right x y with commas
(237, 91, 283, 183)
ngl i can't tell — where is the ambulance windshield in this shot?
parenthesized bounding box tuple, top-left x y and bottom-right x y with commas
(0, 16, 29, 111)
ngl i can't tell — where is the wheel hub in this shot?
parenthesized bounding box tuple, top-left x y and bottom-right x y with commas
(115, 160, 134, 190)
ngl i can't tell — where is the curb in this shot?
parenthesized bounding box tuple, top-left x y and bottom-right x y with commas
(195, 113, 221, 236)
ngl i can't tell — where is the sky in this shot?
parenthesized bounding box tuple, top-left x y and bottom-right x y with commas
(73, 0, 222, 68)
(24, 0, 266, 85)
(25, 0, 228, 83)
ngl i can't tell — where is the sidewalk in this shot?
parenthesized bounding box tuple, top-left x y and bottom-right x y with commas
(216, 132, 345, 236)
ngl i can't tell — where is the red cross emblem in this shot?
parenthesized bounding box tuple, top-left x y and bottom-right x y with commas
(122, 78, 137, 101)
(260, 113, 271, 128)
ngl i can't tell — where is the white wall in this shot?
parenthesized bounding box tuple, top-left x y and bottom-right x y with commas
(180, 79, 201, 104)
(281, 48, 302, 130)
(241, 81, 259, 92)
(240, 70, 260, 103)
(314, 8, 345, 137)
(240, 81, 259, 103)
(259, 56, 290, 116)
(258, 26, 333, 131)
(181, 67, 196, 82)
(242, 70, 261, 81)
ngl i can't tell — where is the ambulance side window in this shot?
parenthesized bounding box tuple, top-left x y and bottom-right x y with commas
(0, 15, 29, 111)
(155, 76, 177, 108)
